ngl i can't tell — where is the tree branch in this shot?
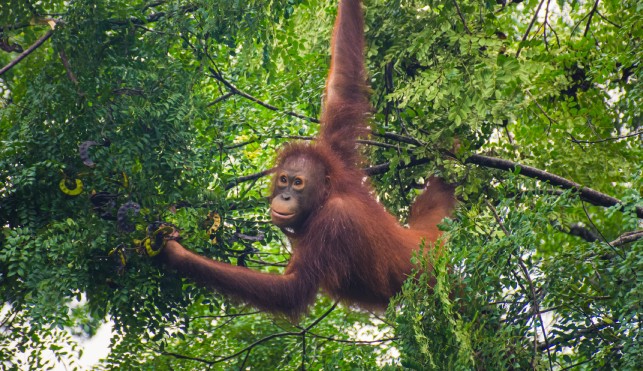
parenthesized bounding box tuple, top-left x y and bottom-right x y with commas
(225, 144, 641, 218)
(0, 30, 54, 76)
(465, 154, 643, 218)
(550, 220, 600, 243)
(58, 50, 78, 84)
(225, 169, 274, 190)
(610, 230, 643, 247)
(567, 222, 600, 243)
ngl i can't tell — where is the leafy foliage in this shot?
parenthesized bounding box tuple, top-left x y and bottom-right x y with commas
(0, 0, 641, 369)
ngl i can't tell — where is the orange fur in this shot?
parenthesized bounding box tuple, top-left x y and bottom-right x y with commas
(160, 0, 456, 319)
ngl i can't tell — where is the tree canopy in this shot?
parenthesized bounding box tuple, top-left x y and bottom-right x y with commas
(0, 0, 641, 369)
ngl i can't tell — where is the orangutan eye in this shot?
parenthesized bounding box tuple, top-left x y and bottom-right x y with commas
(279, 175, 288, 184)
(294, 178, 303, 186)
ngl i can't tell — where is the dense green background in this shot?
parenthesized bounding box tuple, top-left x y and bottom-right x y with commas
(1, 0, 641, 369)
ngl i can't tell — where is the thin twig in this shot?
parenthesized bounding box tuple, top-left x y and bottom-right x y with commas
(240, 134, 406, 151)
(107, 4, 197, 26)
(208, 68, 319, 123)
(194, 303, 337, 365)
(191, 311, 261, 320)
(0, 23, 31, 33)
(583, 0, 601, 37)
(452, 0, 471, 34)
(595, 10, 621, 28)
(373, 131, 423, 145)
(568, 130, 642, 144)
(161, 350, 214, 364)
(486, 200, 553, 370)
(141, 0, 167, 12)
(363, 157, 431, 176)
(543, 0, 552, 50)
(516, 0, 547, 58)
(300, 331, 397, 345)
(357, 139, 398, 149)
(548, 20, 560, 47)
(526, 90, 557, 129)
(224, 138, 259, 150)
(225, 169, 274, 190)
(538, 323, 608, 351)
(580, 201, 610, 245)
(207, 92, 234, 107)
(161, 307, 330, 366)
(570, 10, 592, 36)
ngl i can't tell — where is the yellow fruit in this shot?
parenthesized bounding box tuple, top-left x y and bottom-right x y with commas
(59, 178, 83, 196)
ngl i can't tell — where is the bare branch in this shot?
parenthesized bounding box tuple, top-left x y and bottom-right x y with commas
(452, 0, 471, 34)
(373, 131, 423, 146)
(486, 200, 553, 369)
(583, 0, 601, 37)
(161, 350, 214, 364)
(161, 303, 338, 366)
(543, 0, 552, 50)
(610, 230, 643, 247)
(206, 92, 234, 107)
(595, 10, 621, 29)
(208, 68, 319, 123)
(569, 130, 642, 144)
(363, 157, 432, 176)
(465, 154, 643, 218)
(516, 0, 547, 58)
(526, 90, 557, 129)
(58, 50, 78, 84)
(225, 169, 274, 190)
(300, 331, 396, 345)
(107, 4, 197, 26)
(566, 222, 600, 243)
(538, 322, 609, 352)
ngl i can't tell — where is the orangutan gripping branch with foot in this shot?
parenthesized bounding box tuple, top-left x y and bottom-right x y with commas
(158, 0, 456, 319)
